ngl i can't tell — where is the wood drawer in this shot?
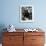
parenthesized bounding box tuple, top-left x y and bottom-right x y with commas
(3, 43, 23, 46)
(32, 36, 45, 44)
(24, 32, 44, 36)
(3, 32, 23, 36)
(32, 44, 44, 46)
(3, 36, 23, 44)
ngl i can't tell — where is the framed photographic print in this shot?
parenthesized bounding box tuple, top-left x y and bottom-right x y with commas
(20, 5, 34, 22)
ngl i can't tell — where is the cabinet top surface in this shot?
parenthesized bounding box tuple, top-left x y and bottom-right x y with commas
(3, 29, 45, 33)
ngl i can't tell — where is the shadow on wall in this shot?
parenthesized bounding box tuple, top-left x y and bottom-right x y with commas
(0, 24, 7, 43)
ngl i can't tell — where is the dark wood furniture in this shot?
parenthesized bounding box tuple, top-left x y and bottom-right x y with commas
(2, 29, 45, 46)
(24, 32, 45, 46)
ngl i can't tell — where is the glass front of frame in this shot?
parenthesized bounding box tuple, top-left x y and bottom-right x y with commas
(20, 5, 34, 22)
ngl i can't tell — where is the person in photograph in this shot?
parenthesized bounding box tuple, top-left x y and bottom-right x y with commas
(22, 9, 32, 20)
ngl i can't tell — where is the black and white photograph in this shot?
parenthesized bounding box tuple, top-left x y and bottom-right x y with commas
(20, 5, 34, 22)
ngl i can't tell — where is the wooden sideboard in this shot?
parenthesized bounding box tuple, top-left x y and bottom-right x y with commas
(2, 30, 45, 46)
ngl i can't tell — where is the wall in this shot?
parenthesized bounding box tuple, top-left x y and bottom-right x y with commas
(0, 0, 46, 43)
(0, 0, 46, 29)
